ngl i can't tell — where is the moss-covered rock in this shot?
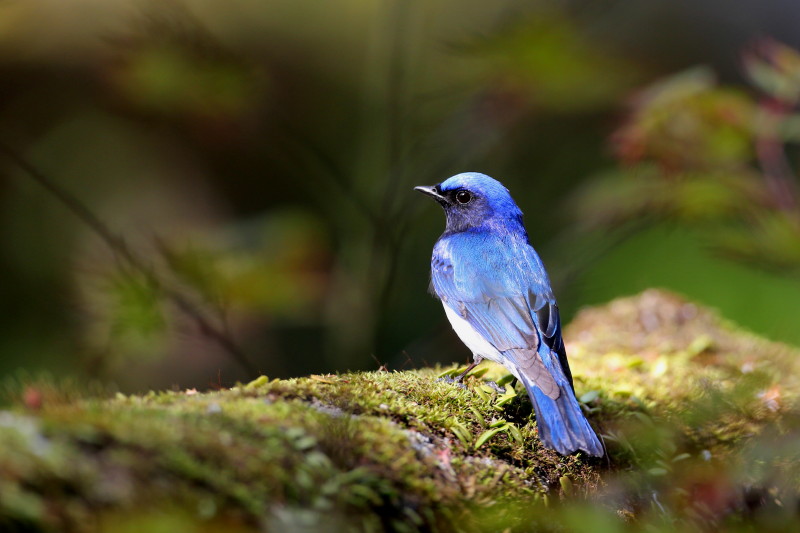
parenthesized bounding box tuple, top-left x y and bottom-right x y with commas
(1, 290, 799, 532)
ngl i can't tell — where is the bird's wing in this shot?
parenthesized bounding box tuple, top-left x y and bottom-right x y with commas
(431, 234, 566, 399)
(531, 295, 573, 390)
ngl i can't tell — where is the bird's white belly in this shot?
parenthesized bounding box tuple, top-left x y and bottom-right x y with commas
(442, 303, 521, 379)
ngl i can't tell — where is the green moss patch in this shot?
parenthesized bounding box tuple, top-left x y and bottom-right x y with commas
(1, 290, 799, 531)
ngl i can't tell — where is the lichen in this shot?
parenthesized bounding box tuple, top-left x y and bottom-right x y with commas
(1, 289, 799, 532)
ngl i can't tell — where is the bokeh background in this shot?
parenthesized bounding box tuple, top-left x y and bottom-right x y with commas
(2, 0, 800, 393)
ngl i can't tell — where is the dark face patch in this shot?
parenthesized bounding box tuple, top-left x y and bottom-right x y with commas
(440, 187, 492, 233)
(416, 174, 525, 236)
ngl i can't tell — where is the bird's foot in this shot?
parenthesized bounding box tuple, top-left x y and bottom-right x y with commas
(481, 380, 506, 394)
(436, 375, 467, 389)
(437, 360, 483, 389)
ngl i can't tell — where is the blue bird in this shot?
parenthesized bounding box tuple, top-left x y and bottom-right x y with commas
(415, 172, 603, 456)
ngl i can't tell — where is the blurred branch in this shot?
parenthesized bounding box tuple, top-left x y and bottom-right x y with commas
(0, 142, 258, 376)
(281, 123, 382, 228)
(372, 9, 407, 312)
(379, 0, 411, 218)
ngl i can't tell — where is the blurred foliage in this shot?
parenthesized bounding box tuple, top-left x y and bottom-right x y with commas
(1, 0, 800, 392)
(576, 42, 800, 275)
(614, 67, 756, 170)
(75, 210, 330, 384)
(475, 8, 641, 111)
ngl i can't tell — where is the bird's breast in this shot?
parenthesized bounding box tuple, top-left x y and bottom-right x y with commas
(442, 303, 505, 365)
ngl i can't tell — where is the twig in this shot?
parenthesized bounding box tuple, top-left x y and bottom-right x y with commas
(0, 142, 258, 376)
(369, 353, 388, 372)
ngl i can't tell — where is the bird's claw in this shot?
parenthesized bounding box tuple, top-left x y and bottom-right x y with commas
(437, 375, 505, 393)
(482, 380, 506, 394)
(436, 376, 467, 389)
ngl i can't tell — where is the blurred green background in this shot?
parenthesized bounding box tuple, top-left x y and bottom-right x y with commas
(2, 0, 800, 393)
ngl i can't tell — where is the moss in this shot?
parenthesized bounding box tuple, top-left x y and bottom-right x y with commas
(1, 289, 799, 532)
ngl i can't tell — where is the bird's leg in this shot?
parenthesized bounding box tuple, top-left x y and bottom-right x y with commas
(453, 356, 483, 383)
(437, 356, 483, 386)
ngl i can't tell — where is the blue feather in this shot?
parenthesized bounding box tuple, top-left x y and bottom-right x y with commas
(417, 172, 603, 457)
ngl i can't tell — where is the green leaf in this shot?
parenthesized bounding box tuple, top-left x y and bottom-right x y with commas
(473, 386, 490, 402)
(469, 367, 489, 379)
(474, 426, 507, 449)
(494, 385, 518, 409)
(495, 374, 516, 386)
(437, 368, 461, 379)
(468, 406, 485, 427)
(579, 390, 600, 404)
(447, 418, 472, 448)
(506, 423, 523, 445)
(631, 411, 655, 427)
(559, 475, 573, 496)
(245, 375, 270, 389)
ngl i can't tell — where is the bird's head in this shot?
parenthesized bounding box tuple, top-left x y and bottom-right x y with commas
(414, 172, 524, 233)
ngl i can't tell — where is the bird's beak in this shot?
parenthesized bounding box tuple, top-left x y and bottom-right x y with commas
(414, 185, 447, 203)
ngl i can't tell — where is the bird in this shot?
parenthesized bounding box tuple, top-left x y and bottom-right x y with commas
(415, 172, 603, 457)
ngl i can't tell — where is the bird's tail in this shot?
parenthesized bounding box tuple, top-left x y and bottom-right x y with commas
(521, 375, 604, 457)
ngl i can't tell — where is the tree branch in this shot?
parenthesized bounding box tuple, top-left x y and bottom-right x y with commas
(0, 142, 258, 376)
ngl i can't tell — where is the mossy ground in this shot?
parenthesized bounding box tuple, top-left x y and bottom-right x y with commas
(1, 290, 799, 532)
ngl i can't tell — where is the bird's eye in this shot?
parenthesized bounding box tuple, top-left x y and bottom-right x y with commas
(455, 190, 472, 204)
